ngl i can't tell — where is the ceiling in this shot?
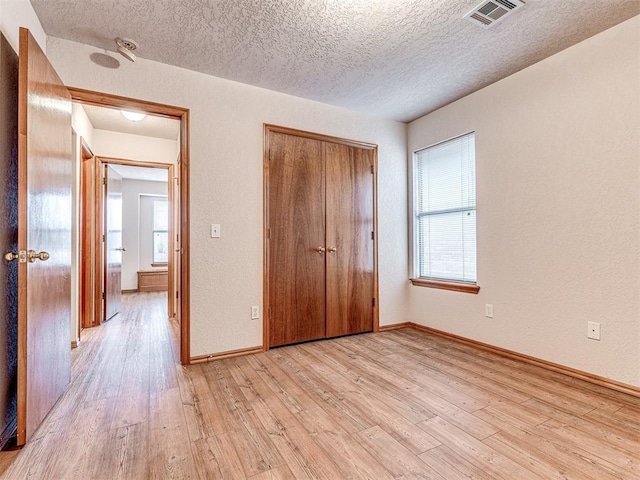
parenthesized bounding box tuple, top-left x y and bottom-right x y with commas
(32, 1, 639, 123)
(109, 164, 169, 183)
(82, 104, 180, 140)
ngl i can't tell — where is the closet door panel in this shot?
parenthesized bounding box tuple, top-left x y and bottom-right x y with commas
(268, 132, 326, 347)
(325, 144, 374, 338)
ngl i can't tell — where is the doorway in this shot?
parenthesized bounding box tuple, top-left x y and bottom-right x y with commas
(70, 89, 191, 365)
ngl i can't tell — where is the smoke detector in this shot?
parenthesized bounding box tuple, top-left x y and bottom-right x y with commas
(115, 37, 138, 62)
(463, 0, 525, 29)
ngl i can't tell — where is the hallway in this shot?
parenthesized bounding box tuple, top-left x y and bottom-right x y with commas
(1, 292, 179, 478)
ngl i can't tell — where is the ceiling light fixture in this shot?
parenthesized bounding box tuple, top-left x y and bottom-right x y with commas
(115, 37, 138, 62)
(121, 110, 147, 122)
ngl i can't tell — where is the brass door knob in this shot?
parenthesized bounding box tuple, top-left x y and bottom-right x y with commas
(316, 246, 326, 254)
(4, 250, 27, 263)
(27, 250, 50, 263)
(327, 246, 337, 253)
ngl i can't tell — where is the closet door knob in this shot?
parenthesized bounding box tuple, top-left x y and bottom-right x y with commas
(316, 246, 326, 254)
(327, 247, 337, 253)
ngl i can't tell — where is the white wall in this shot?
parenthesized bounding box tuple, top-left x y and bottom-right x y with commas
(92, 129, 178, 164)
(408, 16, 640, 387)
(71, 103, 94, 149)
(121, 180, 168, 291)
(46, 36, 408, 358)
(0, 0, 46, 54)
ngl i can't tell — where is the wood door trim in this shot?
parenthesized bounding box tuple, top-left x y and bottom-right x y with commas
(68, 87, 187, 118)
(96, 157, 174, 168)
(16, 28, 28, 448)
(263, 125, 380, 350)
(264, 124, 377, 150)
(167, 164, 175, 319)
(69, 88, 191, 365)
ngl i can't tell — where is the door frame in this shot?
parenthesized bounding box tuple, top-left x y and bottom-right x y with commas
(70, 87, 191, 365)
(98, 158, 174, 323)
(262, 124, 379, 350)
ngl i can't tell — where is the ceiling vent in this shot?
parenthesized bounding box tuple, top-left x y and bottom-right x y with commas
(463, 0, 525, 29)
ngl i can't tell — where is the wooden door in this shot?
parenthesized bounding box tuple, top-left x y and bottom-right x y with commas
(104, 165, 123, 320)
(17, 28, 72, 445)
(268, 132, 326, 347)
(325, 144, 375, 337)
(80, 147, 99, 328)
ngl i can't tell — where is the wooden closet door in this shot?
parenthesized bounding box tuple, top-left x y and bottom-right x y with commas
(325, 143, 374, 338)
(268, 132, 326, 347)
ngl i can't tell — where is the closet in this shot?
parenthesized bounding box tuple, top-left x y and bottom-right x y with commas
(264, 125, 378, 348)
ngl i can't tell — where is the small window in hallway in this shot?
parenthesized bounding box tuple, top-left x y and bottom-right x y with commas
(153, 198, 169, 264)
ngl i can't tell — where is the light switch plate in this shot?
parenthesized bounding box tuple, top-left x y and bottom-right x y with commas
(211, 224, 221, 238)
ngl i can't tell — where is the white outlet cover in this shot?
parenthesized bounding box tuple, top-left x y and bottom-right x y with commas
(587, 321, 601, 340)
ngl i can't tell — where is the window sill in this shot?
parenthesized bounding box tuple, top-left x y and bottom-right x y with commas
(410, 278, 480, 294)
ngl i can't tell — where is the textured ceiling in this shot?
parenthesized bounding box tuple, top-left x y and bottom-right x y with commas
(32, 0, 640, 122)
(82, 104, 180, 140)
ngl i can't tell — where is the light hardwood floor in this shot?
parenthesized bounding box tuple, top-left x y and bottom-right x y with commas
(1, 292, 639, 479)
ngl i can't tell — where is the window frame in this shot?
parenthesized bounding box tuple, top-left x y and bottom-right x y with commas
(410, 132, 480, 294)
(152, 197, 169, 265)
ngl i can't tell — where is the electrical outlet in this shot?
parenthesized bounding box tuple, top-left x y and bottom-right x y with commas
(251, 305, 260, 320)
(587, 321, 601, 340)
(484, 304, 494, 318)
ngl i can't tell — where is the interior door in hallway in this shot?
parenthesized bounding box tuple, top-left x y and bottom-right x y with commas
(104, 165, 123, 320)
(268, 132, 326, 347)
(16, 28, 72, 445)
(325, 143, 374, 338)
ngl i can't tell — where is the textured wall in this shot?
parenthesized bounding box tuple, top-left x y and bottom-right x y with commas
(46, 37, 408, 357)
(408, 16, 640, 387)
(71, 103, 93, 149)
(0, 0, 46, 54)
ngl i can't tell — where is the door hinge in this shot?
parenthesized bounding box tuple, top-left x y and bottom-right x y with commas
(371, 231, 374, 240)
(102, 292, 105, 300)
(102, 234, 105, 242)
(372, 297, 376, 307)
(103, 177, 107, 186)
(370, 165, 374, 174)
(176, 290, 179, 299)
(267, 228, 271, 239)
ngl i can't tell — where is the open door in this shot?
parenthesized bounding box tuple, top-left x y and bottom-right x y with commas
(104, 165, 123, 321)
(14, 28, 72, 445)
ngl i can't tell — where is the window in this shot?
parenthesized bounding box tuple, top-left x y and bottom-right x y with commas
(153, 198, 169, 264)
(412, 132, 478, 292)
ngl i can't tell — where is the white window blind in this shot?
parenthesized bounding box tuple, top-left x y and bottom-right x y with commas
(414, 132, 476, 283)
(153, 199, 169, 264)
